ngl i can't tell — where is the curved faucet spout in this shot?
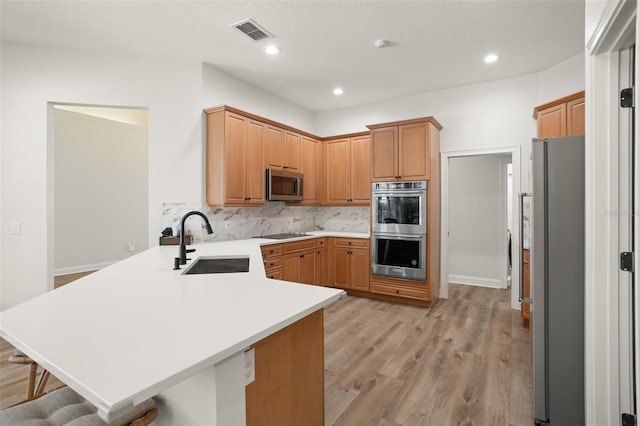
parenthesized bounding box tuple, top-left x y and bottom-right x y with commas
(175, 211, 214, 268)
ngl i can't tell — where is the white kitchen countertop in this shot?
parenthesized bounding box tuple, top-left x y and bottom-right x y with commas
(0, 236, 349, 421)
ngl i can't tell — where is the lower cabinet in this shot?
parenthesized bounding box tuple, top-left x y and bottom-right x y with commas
(370, 281, 429, 301)
(327, 238, 370, 291)
(261, 236, 435, 306)
(281, 238, 326, 286)
(261, 244, 283, 280)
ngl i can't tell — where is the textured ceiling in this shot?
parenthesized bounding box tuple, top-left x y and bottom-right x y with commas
(1, 1, 585, 112)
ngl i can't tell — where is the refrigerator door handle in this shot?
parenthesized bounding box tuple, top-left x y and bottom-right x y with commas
(519, 192, 533, 304)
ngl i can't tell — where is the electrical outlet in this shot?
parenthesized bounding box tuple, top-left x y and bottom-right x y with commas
(11, 222, 21, 235)
(225, 221, 231, 230)
(244, 349, 255, 385)
(127, 242, 135, 252)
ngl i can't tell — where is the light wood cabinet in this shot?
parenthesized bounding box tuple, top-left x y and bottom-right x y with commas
(266, 126, 300, 171)
(533, 91, 585, 139)
(263, 238, 327, 286)
(324, 134, 371, 205)
(246, 310, 324, 426)
(205, 108, 266, 206)
(368, 117, 442, 182)
(299, 135, 320, 205)
(261, 244, 283, 280)
(327, 238, 370, 291)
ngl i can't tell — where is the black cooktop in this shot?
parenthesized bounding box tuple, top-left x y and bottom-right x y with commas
(255, 233, 309, 240)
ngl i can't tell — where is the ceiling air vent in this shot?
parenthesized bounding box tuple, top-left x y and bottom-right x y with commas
(231, 19, 274, 42)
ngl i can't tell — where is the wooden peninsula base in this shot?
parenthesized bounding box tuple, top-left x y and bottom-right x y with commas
(246, 309, 324, 425)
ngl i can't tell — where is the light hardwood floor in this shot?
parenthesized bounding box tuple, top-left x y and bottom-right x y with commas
(1, 280, 532, 425)
(324, 284, 532, 426)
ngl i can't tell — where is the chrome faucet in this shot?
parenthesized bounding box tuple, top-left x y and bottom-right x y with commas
(173, 211, 213, 270)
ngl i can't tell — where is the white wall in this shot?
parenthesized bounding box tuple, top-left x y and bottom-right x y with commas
(54, 109, 148, 274)
(0, 43, 314, 310)
(537, 52, 585, 104)
(202, 65, 315, 134)
(448, 155, 506, 288)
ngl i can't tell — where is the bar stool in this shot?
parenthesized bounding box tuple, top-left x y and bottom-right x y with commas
(8, 349, 51, 400)
(0, 386, 157, 425)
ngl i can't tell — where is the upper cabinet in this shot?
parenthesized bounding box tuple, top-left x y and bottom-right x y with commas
(324, 134, 371, 205)
(205, 107, 266, 206)
(533, 91, 585, 139)
(368, 117, 443, 182)
(266, 126, 300, 171)
(299, 135, 320, 205)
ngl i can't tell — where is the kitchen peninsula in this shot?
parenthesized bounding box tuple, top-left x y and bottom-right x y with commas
(0, 238, 345, 425)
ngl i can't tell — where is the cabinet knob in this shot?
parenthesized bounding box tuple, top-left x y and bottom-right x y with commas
(396, 289, 400, 294)
(300, 254, 305, 258)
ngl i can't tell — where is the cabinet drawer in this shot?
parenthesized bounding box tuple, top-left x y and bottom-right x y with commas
(265, 269, 282, 280)
(261, 244, 282, 256)
(283, 239, 317, 253)
(316, 238, 326, 248)
(263, 257, 282, 270)
(332, 238, 369, 249)
(371, 282, 428, 301)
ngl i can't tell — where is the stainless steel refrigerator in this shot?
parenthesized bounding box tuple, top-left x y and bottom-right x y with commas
(530, 135, 585, 426)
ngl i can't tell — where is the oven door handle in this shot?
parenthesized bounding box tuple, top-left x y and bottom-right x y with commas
(373, 191, 424, 197)
(373, 233, 425, 240)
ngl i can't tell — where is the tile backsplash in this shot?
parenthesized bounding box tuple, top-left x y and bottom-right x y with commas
(161, 202, 370, 242)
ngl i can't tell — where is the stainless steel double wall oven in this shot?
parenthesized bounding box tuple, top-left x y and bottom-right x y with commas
(371, 181, 427, 281)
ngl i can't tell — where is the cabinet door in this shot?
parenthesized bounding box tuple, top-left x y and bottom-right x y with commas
(316, 247, 326, 286)
(329, 246, 351, 289)
(266, 126, 285, 169)
(283, 252, 301, 283)
(246, 120, 266, 204)
(350, 136, 371, 204)
(399, 122, 429, 180)
(567, 97, 585, 136)
(371, 127, 397, 181)
(300, 136, 319, 204)
(326, 139, 351, 204)
(224, 113, 247, 204)
(299, 249, 317, 285)
(350, 248, 370, 291)
(537, 104, 567, 138)
(284, 131, 301, 171)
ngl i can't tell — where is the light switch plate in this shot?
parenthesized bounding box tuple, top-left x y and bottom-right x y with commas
(11, 222, 21, 235)
(244, 349, 255, 385)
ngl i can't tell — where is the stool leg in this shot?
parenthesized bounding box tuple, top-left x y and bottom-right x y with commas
(34, 369, 50, 398)
(26, 363, 37, 399)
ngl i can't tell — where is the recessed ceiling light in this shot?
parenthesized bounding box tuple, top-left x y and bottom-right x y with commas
(484, 53, 499, 63)
(265, 45, 280, 55)
(333, 87, 344, 96)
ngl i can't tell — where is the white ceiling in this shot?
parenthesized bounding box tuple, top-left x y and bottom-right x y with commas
(1, 1, 585, 112)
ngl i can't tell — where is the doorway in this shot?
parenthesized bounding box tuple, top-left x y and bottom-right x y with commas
(441, 146, 522, 310)
(48, 104, 149, 285)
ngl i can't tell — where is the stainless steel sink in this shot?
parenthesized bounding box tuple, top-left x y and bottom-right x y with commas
(182, 256, 250, 275)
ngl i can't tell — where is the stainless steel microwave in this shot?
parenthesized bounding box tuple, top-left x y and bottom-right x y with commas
(266, 169, 304, 201)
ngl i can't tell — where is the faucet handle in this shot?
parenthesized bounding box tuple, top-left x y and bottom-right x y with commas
(186, 248, 196, 254)
(173, 258, 181, 270)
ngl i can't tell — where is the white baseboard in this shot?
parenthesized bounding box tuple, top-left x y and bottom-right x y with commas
(448, 274, 505, 289)
(54, 261, 114, 276)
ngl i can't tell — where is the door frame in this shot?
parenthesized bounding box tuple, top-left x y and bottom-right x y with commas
(440, 146, 521, 310)
(585, 0, 637, 423)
